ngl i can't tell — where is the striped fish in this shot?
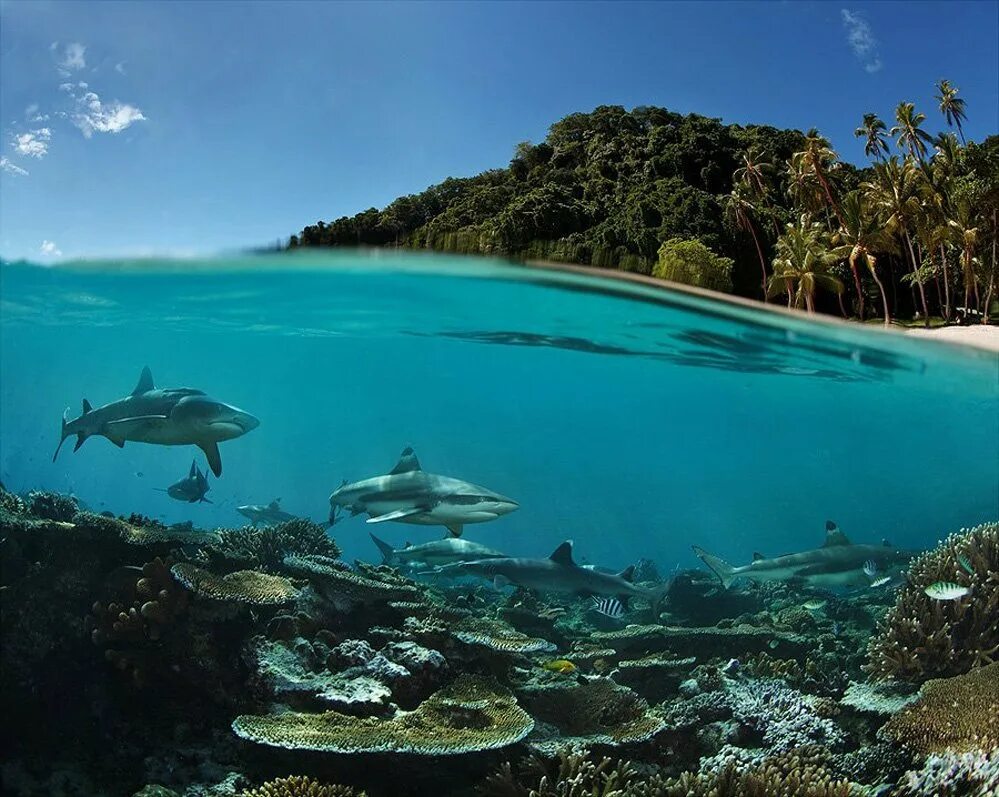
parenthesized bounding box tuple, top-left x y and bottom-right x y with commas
(591, 596, 624, 619)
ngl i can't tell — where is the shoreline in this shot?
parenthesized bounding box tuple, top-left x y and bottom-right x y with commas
(903, 324, 999, 352)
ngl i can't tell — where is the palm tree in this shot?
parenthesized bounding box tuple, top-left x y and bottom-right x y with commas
(948, 199, 981, 318)
(734, 147, 776, 200)
(799, 129, 844, 226)
(725, 185, 769, 302)
(768, 215, 844, 313)
(833, 191, 893, 325)
(890, 103, 933, 162)
(855, 113, 890, 162)
(935, 79, 968, 145)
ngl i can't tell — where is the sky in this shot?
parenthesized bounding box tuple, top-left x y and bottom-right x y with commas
(0, 0, 996, 261)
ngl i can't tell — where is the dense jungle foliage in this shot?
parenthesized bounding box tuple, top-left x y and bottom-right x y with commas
(290, 85, 998, 325)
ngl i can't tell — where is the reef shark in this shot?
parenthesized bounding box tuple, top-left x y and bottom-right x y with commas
(693, 521, 918, 590)
(369, 531, 506, 571)
(329, 447, 518, 538)
(53, 367, 259, 477)
(430, 540, 672, 611)
(157, 460, 212, 503)
(236, 498, 298, 526)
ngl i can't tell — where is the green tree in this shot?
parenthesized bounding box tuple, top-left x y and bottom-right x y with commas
(855, 113, 890, 162)
(890, 102, 933, 162)
(832, 191, 893, 325)
(935, 79, 968, 145)
(768, 215, 844, 313)
(724, 186, 769, 301)
(653, 237, 734, 293)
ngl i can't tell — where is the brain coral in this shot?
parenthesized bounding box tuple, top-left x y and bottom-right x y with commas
(880, 662, 999, 754)
(232, 675, 533, 754)
(171, 563, 299, 605)
(238, 776, 363, 797)
(866, 522, 998, 682)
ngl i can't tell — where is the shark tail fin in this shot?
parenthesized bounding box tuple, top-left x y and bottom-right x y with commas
(692, 545, 737, 589)
(53, 408, 79, 461)
(369, 532, 395, 565)
(647, 579, 674, 620)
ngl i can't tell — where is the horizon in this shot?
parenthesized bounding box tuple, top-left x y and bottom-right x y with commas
(1, 0, 997, 261)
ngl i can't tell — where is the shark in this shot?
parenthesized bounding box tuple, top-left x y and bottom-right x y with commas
(157, 460, 212, 503)
(430, 540, 672, 612)
(328, 447, 518, 538)
(369, 531, 507, 572)
(693, 521, 918, 590)
(236, 498, 298, 526)
(53, 366, 259, 477)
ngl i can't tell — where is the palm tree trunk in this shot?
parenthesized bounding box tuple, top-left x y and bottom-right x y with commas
(904, 231, 930, 326)
(870, 266, 891, 327)
(747, 221, 769, 303)
(805, 292, 815, 313)
(849, 253, 865, 322)
(939, 243, 951, 322)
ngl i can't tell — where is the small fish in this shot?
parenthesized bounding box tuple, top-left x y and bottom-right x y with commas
(592, 596, 624, 620)
(768, 639, 779, 650)
(957, 554, 974, 576)
(803, 599, 827, 611)
(863, 560, 878, 578)
(924, 581, 970, 601)
(541, 659, 577, 675)
(869, 576, 892, 589)
(831, 622, 841, 636)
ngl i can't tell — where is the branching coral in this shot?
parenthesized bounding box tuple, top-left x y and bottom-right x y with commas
(880, 663, 999, 754)
(215, 520, 340, 572)
(26, 490, 79, 522)
(238, 775, 364, 797)
(232, 675, 534, 754)
(866, 522, 999, 682)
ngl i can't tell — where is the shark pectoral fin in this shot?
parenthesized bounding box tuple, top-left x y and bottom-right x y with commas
(72, 433, 89, 452)
(445, 523, 463, 538)
(199, 441, 222, 477)
(366, 507, 424, 524)
(201, 497, 213, 504)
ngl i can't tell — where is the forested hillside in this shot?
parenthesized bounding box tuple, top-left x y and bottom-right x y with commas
(289, 98, 998, 323)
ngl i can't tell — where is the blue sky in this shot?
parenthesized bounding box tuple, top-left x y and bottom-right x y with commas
(1, 0, 996, 261)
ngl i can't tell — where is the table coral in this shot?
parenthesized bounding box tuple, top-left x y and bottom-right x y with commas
(282, 555, 419, 604)
(171, 563, 300, 605)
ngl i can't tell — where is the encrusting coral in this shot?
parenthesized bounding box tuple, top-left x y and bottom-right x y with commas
(237, 775, 364, 797)
(171, 562, 300, 605)
(866, 522, 999, 682)
(232, 675, 534, 754)
(880, 662, 999, 754)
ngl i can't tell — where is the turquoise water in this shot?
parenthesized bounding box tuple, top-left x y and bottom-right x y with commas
(1, 252, 996, 570)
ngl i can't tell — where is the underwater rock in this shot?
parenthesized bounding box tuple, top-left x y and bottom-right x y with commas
(866, 522, 999, 683)
(232, 675, 534, 755)
(171, 563, 300, 605)
(880, 662, 999, 754)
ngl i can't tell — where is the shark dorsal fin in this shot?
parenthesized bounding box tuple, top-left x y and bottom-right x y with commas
(549, 541, 575, 566)
(753, 552, 765, 561)
(823, 521, 851, 547)
(82, 399, 93, 414)
(617, 564, 635, 582)
(132, 366, 154, 395)
(390, 447, 422, 475)
(269, 499, 281, 509)
(189, 460, 198, 479)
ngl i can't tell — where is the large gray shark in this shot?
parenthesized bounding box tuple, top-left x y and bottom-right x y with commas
(431, 540, 672, 611)
(693, 521, 918, 590)
(157, 459, 212, 503)
(53, 367, 259, 477)
(329, 447, 518, 538)
(369, 532, 506, 572)
(236, 498, 298, 526)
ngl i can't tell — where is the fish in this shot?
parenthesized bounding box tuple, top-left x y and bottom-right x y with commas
(957, 554, 975, 576)
(53, 367, 259, 477)
(431, 541, 673, 613)
(369, 532, 506, 571)
(803, 599, 827, 611)
(156, 459, 211, 503)
(869, 576, 892, 588)
(693, 521, 919, 591)
(924, 581, 970, 601)
(236, 498, 298, 527)
(591, 596, 625, 619)
(863, 560, 878, 578)
(541, 659, 576, 675)
(328, 447, 518, 538)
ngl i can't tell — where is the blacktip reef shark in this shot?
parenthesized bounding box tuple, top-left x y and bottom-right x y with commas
(693, 521, 918, 590)
(236, 498, 298, 526)
(53, 367, 259, 477)
(430, 540, 673, 612)
(329, 447, 518, 538)
(157, 460, 212, 503)
(369, 531, 506, 572)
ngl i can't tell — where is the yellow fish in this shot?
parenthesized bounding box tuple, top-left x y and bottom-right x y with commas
(541, 659, 577, 674)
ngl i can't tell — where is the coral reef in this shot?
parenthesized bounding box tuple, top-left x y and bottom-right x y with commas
(238, 775, 363, 797)
(880, 662, 999, 754)
(866, 522, 999, 682)
(214, 521, 341, 572)
(172, 563, 301, 605)
(27, 489, 79, 521)
(282, 554, 420, 605)
(839, 679, 919, 716)
(893, 751, 999, 797)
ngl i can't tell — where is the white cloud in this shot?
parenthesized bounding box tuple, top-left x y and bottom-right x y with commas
(115, 61, 127, 75)
(40, 240, 63, 256)
(25, 104, 50, 122)
(72, 91, 146, 138)
(0, 157, 29, 176)
(13, 128, 52, 158)
(58, 42, 87, 72)
(841, 9, 882, 73)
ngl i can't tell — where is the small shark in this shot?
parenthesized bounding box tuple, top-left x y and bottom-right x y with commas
(53, 367, 259, 477)
(329, 447, 518, 538)
(431, 540, 672, 611)
(369, 531, 506, 572)
(693, 521, 918, 590)
(236, 498, 298, 526)
(157, 460, 212, 503)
